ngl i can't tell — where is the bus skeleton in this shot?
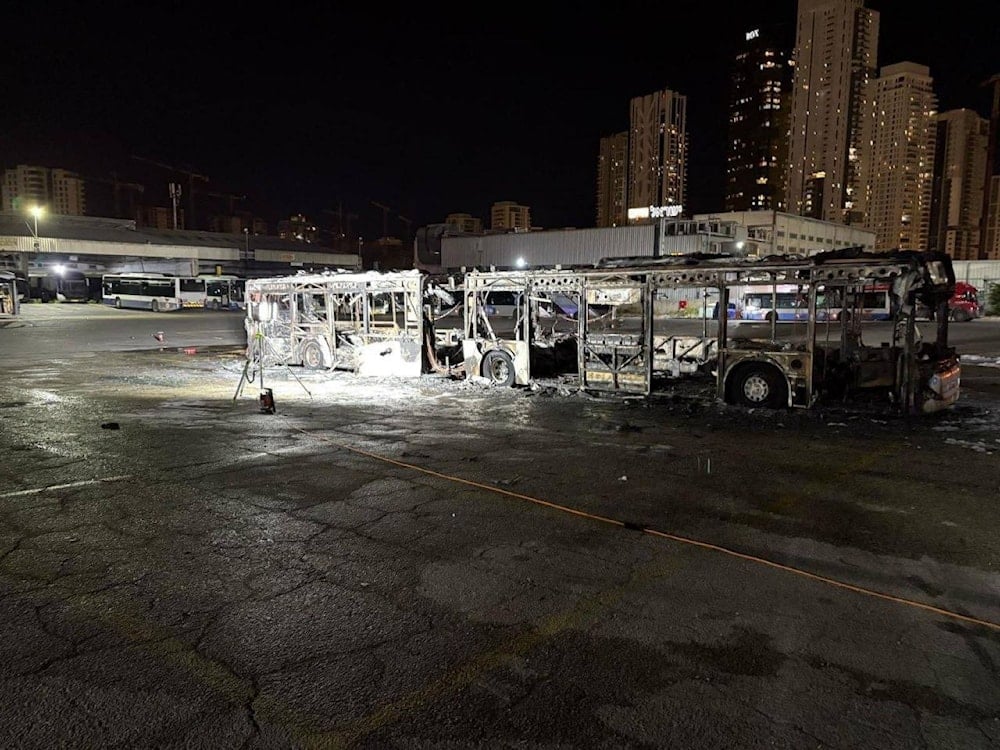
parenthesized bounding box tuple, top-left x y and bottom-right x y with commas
(244, 270, 440, 379)
(244, 249, 962, 414)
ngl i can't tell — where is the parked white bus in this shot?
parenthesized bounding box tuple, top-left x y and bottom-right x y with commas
(102, 273, 192, 312)
(177, 276, 208, 308)
(199, 274, 245, 310)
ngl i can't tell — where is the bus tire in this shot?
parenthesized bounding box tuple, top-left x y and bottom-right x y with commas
(151, 299, 160, 312)
(765, 311, 776, 323)
(482, 349, 516, 387)
(301, 340, 326, 369)
(115, 297, 123, 309)
(729, 363, 787, 409)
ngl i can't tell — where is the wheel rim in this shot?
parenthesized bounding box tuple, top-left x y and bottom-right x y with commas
(304, 346, 321, 367)
(488, 357, 510, 383)
(743, 374, 770, 403)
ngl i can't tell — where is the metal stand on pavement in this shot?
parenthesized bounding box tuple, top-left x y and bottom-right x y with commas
(233, 331, 312, 411)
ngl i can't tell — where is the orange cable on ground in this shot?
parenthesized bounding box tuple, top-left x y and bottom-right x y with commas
(294, 426, 1000, 633)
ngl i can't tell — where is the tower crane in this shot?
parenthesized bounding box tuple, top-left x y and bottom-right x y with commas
(203, 191, 247, 215)
(398, 214, 413, 241)
(371, 200, 391, 239)
(323, 204, 358, 239)
(82, 172, 145, 218)
(131, 155, 209, 229)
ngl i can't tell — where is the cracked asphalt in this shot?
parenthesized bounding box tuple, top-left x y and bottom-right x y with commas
(1, 305, 999, 748)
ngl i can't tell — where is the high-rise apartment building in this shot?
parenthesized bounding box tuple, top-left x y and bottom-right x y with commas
(2, 165, 49, 212)
(856, 62, 937, 250)
(785, 0, 879, 222)
(986, 175, 1000, 259)
(929, 109, 989, 260)
(628, 88, 687, 213)
(1, 164, 87, 216)
(596, 132, 629, 227)
(725, 26, 793, 212)
(138, 205, 182, 230)
(50, 169, 86, 216)
(444, 212, 483, 233)
(490, 201, 531, 231)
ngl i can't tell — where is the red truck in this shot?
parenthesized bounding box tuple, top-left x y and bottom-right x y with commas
(948, 282, 981, 321)
(917, 281, 980, 322)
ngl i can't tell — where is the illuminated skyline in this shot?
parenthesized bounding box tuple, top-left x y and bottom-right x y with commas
(4, 2, 997, 238)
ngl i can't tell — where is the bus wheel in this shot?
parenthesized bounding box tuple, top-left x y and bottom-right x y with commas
(115, 297, 123, 309)
(730, 364, 786, 408)
(151, 299, 160, 313)
(301, 340, 326, 369)
(483, 349, 516, 387)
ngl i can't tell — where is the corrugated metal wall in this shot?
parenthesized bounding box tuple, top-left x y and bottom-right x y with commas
(441, 225, 663, 269)
(441, 231, 1000, 286)
(953, 261, 1000, 289)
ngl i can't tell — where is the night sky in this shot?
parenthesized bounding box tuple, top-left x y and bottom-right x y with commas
(5, 2, 998, 240)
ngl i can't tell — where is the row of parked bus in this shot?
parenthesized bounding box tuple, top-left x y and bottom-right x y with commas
(8, 268, 91, 303)
(101, 273, 246, 311)
(11, 269, 247, 311)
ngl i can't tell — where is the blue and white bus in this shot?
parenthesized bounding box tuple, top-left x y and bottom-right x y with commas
(101, 273, 191, 311)
(740, 284, 811, 321)
(740, 282, 892, 322)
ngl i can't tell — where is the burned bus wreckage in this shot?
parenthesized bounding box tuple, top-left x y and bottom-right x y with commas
(243, 249, 962, 413)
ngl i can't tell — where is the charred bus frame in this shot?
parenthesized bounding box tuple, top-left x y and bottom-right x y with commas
(245, 271, 432, 378)
(244, 250, 962, 414)
(460, 250, 961, 413)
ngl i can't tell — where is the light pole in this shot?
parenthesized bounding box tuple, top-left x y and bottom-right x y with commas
(30, 205, 43, 245)
(243, 226, 251, 276)
(22, 205, 44, 275)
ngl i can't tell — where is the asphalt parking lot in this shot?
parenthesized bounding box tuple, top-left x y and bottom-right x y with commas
(1, 304, 999, 748)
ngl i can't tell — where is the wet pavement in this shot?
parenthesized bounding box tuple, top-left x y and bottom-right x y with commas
(1, 306, 1000, 748)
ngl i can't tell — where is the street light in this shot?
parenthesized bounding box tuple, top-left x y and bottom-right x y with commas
(27, 205, 44, 248)
(243, 227, 252, 276)
(21, 205, 44, 276)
